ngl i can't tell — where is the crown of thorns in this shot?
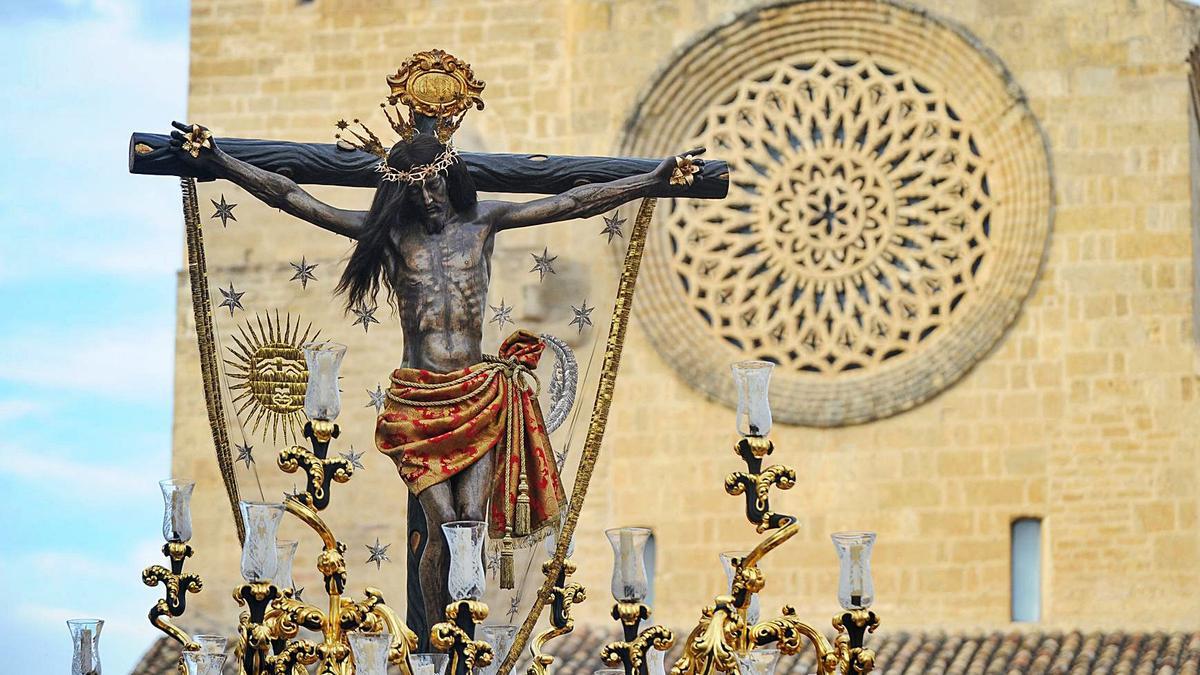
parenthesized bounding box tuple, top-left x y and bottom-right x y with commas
(373, 144, 460, 184)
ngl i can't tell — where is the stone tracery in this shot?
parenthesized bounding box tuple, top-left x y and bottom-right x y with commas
(622, 0, 1052, 425)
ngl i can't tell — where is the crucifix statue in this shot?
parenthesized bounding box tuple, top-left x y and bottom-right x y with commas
(130, 50, 727, 642)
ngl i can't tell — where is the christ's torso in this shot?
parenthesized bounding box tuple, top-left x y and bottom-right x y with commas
(387, 215, 494, 373)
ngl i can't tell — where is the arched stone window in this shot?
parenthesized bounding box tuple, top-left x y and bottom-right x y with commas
(1011, 517, 1043, 622)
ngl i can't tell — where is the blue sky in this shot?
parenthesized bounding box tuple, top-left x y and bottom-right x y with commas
(0, 1, 189, 671)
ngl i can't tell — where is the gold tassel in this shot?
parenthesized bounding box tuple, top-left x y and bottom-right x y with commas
(515, 475, 531, 537)
(500, 534, 515, 589)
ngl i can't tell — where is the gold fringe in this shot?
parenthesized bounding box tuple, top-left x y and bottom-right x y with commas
(515, 476, 531, 537)
(500, 535, 515, 589)
(181, 178, 244, 542)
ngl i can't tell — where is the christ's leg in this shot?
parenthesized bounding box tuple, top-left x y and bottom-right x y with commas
(456, 450, 496, 579)
(418, 481, 456, 628)
(455, 449, 495, 522)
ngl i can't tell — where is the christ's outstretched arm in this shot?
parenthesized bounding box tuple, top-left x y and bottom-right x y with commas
(486, 149, 704, 231)
(169, 122, 367, 239)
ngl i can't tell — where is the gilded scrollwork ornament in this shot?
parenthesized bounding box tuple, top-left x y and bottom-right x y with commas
(724, 437, 795, 532)
(831, 609, 879, 675)
(601, 623, 675, 675)
(142, 542, 203, 652)
(527, 558, 586, 675)
(431, 600, 494, 675)
(278, 419, 353, 511)
(670, 601, 742, 675)
(671, 519, 878, 675)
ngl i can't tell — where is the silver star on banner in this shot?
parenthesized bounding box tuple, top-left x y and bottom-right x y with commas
(569, 299, 594, 333)
(489, 299, 514, 331)
(507, 595, 522, 622)
(529, 248, 558, 281)
(218, 283, 245, 316)
(211, 194, 237, 227)
(290, 257, 318, 289)
(352, 304, 380, 333)
(293, 587, 304, 601)
(601, 212, 625, 243)
(340, 447, 365, 471)
(365, 538, 392, 569)
(366, 384, 387, 413)
(235, 442, 254, 469)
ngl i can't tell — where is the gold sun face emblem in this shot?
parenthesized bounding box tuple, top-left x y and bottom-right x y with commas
(225, 312, 321, 444)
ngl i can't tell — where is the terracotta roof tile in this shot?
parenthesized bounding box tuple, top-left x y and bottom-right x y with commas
(131, 627, 1200, 675)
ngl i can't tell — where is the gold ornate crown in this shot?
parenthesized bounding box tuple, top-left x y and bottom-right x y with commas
(335, 49, 485, 160)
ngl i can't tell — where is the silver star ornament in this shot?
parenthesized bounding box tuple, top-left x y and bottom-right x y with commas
(340, 448, 365, 471)
(490, 299, 514, 331)
(352, 304, 380, 333)
(218, 283, 245, 316)
(365, 538, 392, 569)
(290, 257, 318, 289)
(211, 194, 237, 227)
(366, 384, 387, 413)
(529, 248, 558, 281)
(601, 212, 625, 243)
(235, 442, 254, 469)
(569, 300, 594, 333)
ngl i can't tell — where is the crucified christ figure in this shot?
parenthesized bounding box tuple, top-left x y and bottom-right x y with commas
(166, 120, 704, 629)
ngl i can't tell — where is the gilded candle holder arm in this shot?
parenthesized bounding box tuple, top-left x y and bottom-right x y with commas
(601, 527, 675, 675)
(142, 479, 203, 652)
(527, 555, 587, 675)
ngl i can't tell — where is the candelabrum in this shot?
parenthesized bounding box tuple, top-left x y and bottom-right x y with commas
(512, 359, 881, 675)
(137, 340, 458, 675)
(123, 348, 874, 675)
(672, 361, 879, 675)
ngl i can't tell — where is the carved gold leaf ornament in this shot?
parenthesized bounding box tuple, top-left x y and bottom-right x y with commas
(621, 0, 1052, 426)
(387, 49, 486, 119)
(224, 312, 320, 445)
(336, 49, 486, 154)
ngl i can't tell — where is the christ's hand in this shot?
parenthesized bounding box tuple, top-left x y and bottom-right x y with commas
(168, 121, 226, 167)
(166, 120, 367, 239)
(652, 147, 707, 187)
(487, 146, 709, 230)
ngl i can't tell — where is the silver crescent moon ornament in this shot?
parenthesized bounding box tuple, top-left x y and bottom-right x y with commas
(540, 333, 578, 437)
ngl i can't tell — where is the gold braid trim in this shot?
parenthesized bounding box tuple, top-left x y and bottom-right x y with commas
(182, 178, 244, 542)
(497, 197, 658, 674)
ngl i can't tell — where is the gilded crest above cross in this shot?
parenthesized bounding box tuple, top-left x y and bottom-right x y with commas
(128, 49, 728, 647)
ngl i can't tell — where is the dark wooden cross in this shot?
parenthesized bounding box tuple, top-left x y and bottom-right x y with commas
(129, 133, 728, 198)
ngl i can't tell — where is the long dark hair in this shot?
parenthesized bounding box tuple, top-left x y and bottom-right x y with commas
(335, 135, 477, 311)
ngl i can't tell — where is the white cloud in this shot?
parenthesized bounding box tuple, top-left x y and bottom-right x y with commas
(0, 321, 173, 400)
(0, 0, 187, 283)
(0, 399, 41, 422)
(2, 443, 154, 499)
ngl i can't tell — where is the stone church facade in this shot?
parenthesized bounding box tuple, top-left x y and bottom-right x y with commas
(168, 0, 1200, 647)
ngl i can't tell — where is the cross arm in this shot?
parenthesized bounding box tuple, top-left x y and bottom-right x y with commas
(128, 133, 729, 199)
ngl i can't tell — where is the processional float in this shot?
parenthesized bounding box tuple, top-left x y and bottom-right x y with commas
(66, 50, 881, 675)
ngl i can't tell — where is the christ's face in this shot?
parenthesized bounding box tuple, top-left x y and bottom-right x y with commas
(410, 173, 451, 229)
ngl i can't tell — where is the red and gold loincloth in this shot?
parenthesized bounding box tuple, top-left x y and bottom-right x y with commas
(375, 330, 565, 546)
